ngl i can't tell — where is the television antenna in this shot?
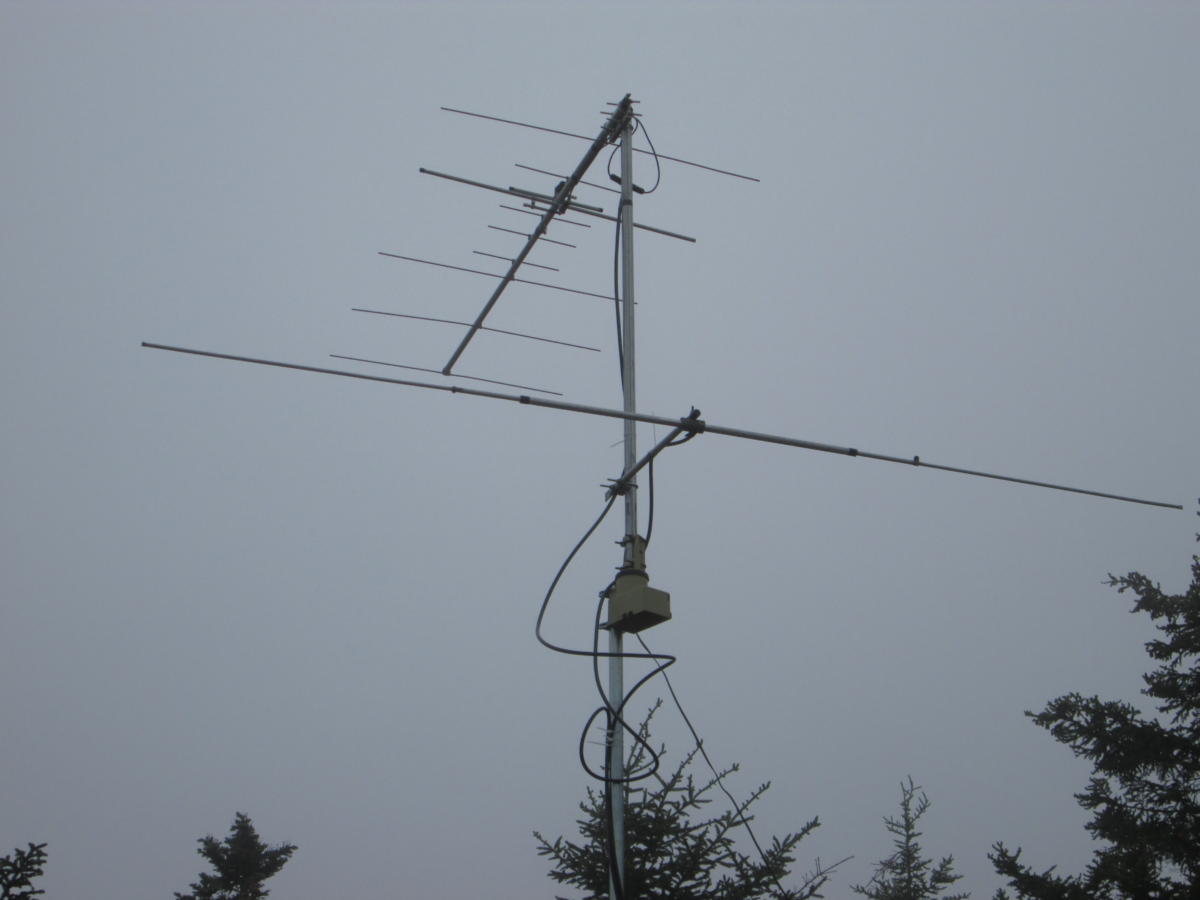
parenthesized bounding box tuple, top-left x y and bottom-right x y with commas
(143, 93, 1181, 900)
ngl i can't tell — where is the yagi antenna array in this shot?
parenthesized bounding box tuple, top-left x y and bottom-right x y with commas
(143, 92, 1182, 900)
(139, 87, 1184, 512)
(340, 96, 707, 393)
(434, 95, 637, 376)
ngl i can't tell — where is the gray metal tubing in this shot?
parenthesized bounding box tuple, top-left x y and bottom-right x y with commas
(140, 343, 1183, 511)
(606, 424, 689, 498)
(507, 185, 604, 213)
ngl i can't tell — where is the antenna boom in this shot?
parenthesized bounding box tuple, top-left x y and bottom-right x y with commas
(140, 342, 1183, 511)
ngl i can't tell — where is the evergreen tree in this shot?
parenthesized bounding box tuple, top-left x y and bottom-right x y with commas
(175, 812, 296, 900)
(851, 778, 968, 900)
(535, 703, 840, 900)
(0, 843, 47, 900)
(990, 533, 1200, 898)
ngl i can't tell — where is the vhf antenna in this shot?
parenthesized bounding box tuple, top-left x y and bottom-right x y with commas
(142, 93, 1182, 900)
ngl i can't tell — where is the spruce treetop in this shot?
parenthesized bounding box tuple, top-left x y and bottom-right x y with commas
(991, 527, 1200, 898)
(175, 812, 296, 900)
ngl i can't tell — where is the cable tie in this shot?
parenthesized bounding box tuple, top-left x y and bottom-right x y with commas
(681, 409, 706, 433)
(607, 478, 632, 497)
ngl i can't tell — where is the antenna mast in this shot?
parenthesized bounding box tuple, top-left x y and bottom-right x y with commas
(609, 106, 638, 897)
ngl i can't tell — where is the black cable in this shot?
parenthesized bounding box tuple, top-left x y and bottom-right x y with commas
(645, 429, 698, 549)
(578, 588, 674, 784)
(608, 118, 662, 196)
(635, 631, 793, 899)
(534, 495, 619, 661)
(644, 457, 656, 548)
(613, 203, 624, 389)
(533, 494, 669, 785)
(632, 118, 662, 195)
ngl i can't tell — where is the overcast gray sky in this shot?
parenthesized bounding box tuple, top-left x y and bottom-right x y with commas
(2, 3, 1197, 898)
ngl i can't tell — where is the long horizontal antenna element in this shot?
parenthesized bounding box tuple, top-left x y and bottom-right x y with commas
(441, 105, 761, 182)
(418, 167, 603, 213)
(350, 308, 600, 352)
(141, 342, 1183, 511)
(516, 163, 621, 194)
(499, 204, 591, 228)
(487, 225, 576, 248)
(419, 167, 693, 240)
(377, 252, 611, 301)
(522, 199, 696, 242)
(472, 250, 559, 271)
(328, 354, 561, 396)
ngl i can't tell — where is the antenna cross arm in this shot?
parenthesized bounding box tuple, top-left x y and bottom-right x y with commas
(605, 409, 705, 499)
(418, 168, 603, 215)
(140, 342, 1183, 511)
(523, 199, 696, 243)
(441, 104, 760, 182)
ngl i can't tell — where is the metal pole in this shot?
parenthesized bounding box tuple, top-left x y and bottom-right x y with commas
(608, 111, 637, 899)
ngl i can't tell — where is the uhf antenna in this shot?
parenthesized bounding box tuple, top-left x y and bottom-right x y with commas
(142, 94, 1182, 900)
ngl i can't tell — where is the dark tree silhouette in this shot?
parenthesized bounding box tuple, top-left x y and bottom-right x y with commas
(0, 843, 47, 900)
(851, 778, 967, 900)
(175, 812, 296, 900)
(536, 702, 841, 899)
(991, 529, 1200, 898)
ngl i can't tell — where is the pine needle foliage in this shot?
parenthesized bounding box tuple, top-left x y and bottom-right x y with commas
(990, 530, 1200, 899)
(535, 703, 836, 900)
(175, 812, 296, 900)
(851, 778, 968, 900)
(0, 843, 47, 900)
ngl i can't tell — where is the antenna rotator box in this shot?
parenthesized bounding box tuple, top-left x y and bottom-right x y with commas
(606, 571, 671, 634)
